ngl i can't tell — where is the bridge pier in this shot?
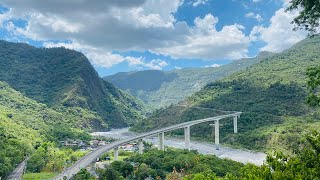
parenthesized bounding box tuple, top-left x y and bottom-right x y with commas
(158, 132, 165, 150)
(184, 126, 190, 151)
(114, 147, 119, 161)
(214, 120, 220, 150)
(233, 116, 238, 133)
(138, 139, 144, 154)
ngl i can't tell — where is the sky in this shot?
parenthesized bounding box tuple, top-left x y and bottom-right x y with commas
(0, 0, 308, 77)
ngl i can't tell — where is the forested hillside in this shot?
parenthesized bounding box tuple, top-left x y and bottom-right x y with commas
(0, 41, 146, 127)
(132, 36, 320, 153)
(0, 81, 92, 178)
(104, 51, 273, 109)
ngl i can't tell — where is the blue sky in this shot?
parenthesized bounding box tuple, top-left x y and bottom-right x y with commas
(0, 0, 307, 76)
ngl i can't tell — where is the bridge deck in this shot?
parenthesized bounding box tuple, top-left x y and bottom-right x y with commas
(52, 112, 241, 180)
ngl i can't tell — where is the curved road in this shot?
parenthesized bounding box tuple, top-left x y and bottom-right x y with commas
(53, 113, 242, 180)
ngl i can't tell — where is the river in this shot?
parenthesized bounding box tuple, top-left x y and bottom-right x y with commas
(92, 128, 266, 166)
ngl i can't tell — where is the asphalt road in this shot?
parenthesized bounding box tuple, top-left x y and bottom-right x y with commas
(6, 160, 26, 180)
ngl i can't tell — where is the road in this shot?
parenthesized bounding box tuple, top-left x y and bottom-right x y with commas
(52, 112, 266, 179)
(6, 160, 26, 180)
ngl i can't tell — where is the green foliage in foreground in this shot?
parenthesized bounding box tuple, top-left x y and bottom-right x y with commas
(0, 81, 90, 178)
(86, 131, 320, 180)
(79, 148, 242, 180)
(126, 149, 243, 179)
(71, 169, 95, 180)
(132, 36, 320, 152)
(286, 0, 320, 34)
(233, 131, 320, 180)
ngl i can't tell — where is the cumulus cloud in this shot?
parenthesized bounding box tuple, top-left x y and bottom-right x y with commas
(44, 41, 168, 70)
(193, 0, 208, 7)
(126, 56, 168, 70)
(156, 14, 250, 60)
(44, 41, 126, 68)
(205, 63, 221, 68)
(250, 7, 307, 52)
(1, 0, 252, 67)
(245, 12, 263, 22)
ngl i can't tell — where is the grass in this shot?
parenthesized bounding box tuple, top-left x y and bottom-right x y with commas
(23, 172, 57, 180)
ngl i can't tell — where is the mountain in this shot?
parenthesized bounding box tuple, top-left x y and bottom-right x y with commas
(0, 40, 146, 128)
(0, 81, 93, 177)
(104, 52, 274, 109)
(131, 36, 320, 153)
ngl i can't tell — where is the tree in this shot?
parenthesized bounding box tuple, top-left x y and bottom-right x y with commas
(71, 169, 95, 180)
(98, 167, 123, 180)
(286, 0, 320, 34)
(135, 163, 157, 180)
(306, 66, 320, 106)
(240, 131, 320, 179)
(110, 161, 133, 177)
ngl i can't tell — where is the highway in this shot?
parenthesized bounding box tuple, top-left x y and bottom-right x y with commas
(52, 112, 241, 180)
(6, 160, 26, 180)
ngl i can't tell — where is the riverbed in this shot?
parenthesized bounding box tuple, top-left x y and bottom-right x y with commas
(92, 128, 266, 166)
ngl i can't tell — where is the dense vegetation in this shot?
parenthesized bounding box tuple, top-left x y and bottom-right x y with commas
(233, 131, 320, 180)
(132, 36, 320, 152)
(92, 148, 243, 180)
(0, 40, 146, 128)
(74, 130, 320, 180)
(0, 81, 92, 178)
(104, 51, 273, 109)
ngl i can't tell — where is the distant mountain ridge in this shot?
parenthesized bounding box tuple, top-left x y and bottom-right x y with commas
(104, 51, 274, 109)
(131, 36, 320, 152)
(0, 40, 146, 128)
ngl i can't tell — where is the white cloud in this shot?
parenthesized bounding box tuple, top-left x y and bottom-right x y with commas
(252, 0, 262, 2)
(144, 59, 168, 70)
(44, 41, 126, 68)
(1, 0, 252, 67)
(193, 0, 208, 7)
(157, 14, 250, 60)
(174, 66, 182, 69)
(250, 7, 307, 52)
(245, 12, 263, 22)
(44, 41, 168, 70)
(126, 56, 168, 70)
(205, 63, 221, 68)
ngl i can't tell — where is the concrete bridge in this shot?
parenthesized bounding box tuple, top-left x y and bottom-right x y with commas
(52, 112, 241, 180)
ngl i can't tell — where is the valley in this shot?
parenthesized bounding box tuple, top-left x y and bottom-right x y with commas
(0, 0, 320, 178)
(92, 128, 266, 166)
(1, 35, 320, 180)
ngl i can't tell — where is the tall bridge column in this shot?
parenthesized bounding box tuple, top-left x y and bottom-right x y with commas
(214, 120, 220, 150)
(184, 126, 191, 151)
(233, 116, 238, 133)
(138, 139, 144, 154)
(114, 147, 119, 161)
(158, 132, 165, 150)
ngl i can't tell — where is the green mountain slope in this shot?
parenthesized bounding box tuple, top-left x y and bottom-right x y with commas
(0, 81, 92, 177)
(104, 52, 273, 109)
(132, 36, 320, 152)
(0, 40, 146, 128)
